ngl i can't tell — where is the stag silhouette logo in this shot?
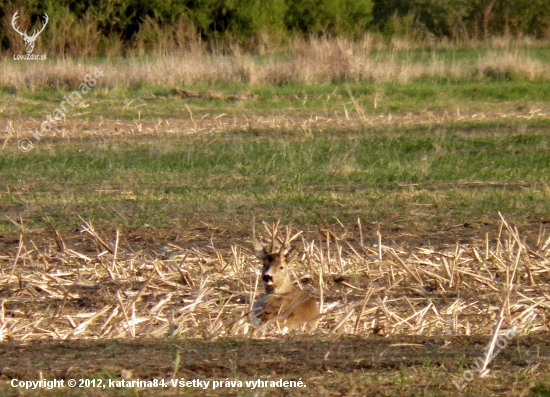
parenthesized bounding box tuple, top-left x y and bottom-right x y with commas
(11, 11, 49, 55)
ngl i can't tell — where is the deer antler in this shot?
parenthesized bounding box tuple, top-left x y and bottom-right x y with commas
(260, 221, 303, 254)
(279, 226, 302, 254)
(271, 220, 280, 253)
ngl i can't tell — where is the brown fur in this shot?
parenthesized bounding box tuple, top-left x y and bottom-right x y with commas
(251, 239, 319, 332)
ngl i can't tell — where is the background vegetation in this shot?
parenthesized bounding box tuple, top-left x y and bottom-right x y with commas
(1, 0, 550, 57)
(2, 1, 550, 396)
(2, 35, 550, 237)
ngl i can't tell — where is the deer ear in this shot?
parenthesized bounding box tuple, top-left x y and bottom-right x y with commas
(252, 239, 268, 259)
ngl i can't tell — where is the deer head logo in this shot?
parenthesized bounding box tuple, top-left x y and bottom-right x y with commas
(11, 11, 49, 55)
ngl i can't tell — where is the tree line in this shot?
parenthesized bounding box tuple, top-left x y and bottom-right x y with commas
(2, 0, 548, 55)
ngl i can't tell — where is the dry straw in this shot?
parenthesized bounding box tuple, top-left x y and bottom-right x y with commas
(2, 37, 549, 92)
(0, 216, 547, 342)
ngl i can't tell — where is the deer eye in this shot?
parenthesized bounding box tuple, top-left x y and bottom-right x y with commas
(279, 266, 284, 270)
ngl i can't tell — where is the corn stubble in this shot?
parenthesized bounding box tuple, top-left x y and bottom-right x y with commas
(0, 214, 547, 343)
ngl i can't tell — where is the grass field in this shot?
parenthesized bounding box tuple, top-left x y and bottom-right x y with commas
(2, 40, 550, 396)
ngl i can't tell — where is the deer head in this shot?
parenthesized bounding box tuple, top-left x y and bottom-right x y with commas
(12, 11, 49, 55)
(253, 223, 302, 294)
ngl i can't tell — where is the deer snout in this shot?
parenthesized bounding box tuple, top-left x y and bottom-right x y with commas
(262, 274, 273, 285)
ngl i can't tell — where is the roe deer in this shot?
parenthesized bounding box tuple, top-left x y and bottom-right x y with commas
(250, 227, 319, 333)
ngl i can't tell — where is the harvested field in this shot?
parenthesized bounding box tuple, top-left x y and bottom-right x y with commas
(1, 216, 548, 340)
(1, 216, 550, 395)
(1, 334, 549, 396)
(2, 39, 550, 396)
